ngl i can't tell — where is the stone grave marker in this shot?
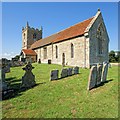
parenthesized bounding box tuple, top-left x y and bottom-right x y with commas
(1, 67, 9, 91)
(61, 69, 68, 78)
(38, 59, 41, 64)
(4, 64, 10, 73)
(21, 62, 36, 88)
(87, 66, 97, 90)
(50, 70, 59, 80)
(96, 64, 103, 85)
(74, 66, 79, 74)
(101, 63, 108, 83)
(68, 68, 73, 76)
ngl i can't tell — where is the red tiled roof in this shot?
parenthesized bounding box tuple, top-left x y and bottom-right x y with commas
(22, 49, 37, 55)
(30, 17, 94, 49)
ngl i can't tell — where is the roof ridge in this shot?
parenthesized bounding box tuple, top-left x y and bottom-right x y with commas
(56, 16, 94, 34)
(34, 16, 94, 42)
(30, 16, 94, 49)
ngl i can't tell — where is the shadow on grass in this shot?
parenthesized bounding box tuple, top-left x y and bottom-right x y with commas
(51, 73, 81, 81)
(2, 77, 46, 101)
(94, 79, 113, 89)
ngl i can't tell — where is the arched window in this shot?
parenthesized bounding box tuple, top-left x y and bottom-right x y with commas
(56, 45, 58, 58)
(24, 42, 25, 47)
(97, 23, 104, 55)
(23, 33, 25, 39)
(43, 47, 47, 59)
(98, 38, 103, 54)
(33, 33, 37, 40)
(71, 43, 74, 58)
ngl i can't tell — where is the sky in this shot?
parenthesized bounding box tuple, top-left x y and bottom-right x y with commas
(2, 2, 118, 60)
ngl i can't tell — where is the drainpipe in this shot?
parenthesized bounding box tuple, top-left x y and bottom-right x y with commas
(52, 43, 53, 60)
(84, 32, 88, 68)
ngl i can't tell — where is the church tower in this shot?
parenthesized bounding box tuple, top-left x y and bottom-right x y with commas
(22, 22, 42, 49)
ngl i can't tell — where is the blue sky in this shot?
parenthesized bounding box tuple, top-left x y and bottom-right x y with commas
(2, 2, 118, 59)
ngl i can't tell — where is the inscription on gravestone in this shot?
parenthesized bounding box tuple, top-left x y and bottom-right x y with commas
(61, 69, 68, 78)
(87, 66, 97, 90)
(21, 62, 36, 88)
(101, 63, 108, 83)
(96, 65, 103, 85)
(74, 66, 79, 74)
(68, 68, 73, 76)
(50, 70, 59, 80)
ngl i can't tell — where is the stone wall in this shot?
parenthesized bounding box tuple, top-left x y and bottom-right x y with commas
(32, 11, 109, 68)
(88, 12, 109, 65)
(22, 25, 42, 49)
(34, 36, 90, 68)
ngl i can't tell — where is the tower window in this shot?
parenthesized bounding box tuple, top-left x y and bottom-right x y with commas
(24, 33, 25, 39)
(56, 45, 58, 58)
(24, 42, 25, 47)
(33, 33, 37, 40)
(71, 43, 74, 58)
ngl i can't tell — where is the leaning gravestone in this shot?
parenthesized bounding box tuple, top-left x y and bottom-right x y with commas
(74, 66, 79, 74)
(96, 64, 103, 85)
(50, 70, 59, 80)
(68, 68, 73, 76)
(87, 66, 97, 90)
(21, 62, 36, 88)
(61, 69, 68, 78)
(101, 63, 108, 83)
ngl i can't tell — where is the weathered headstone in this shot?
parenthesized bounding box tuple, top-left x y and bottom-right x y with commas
(21, 62, 36, 88)
(38, 59, 41, 64)
(2, 68, 6, 82)
(61, 69, 68, 78)
(73, 66, 79, 74)
(50, 70, 59, 80)
(48, 59, 51, 64)
(1, 68, 9, 91)
(101, 63, 108, 83)
(4, 64, 10, 73)
(96, 65, 103, 85)
(68, 68, 73, 76)
(87, 66, 97, 90)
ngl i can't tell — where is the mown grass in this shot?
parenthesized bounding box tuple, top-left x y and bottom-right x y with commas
(2, 63, 118, 118)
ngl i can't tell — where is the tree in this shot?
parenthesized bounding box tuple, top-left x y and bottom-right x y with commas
(109, 50, 116, 62)
(109, 50, 120, 62)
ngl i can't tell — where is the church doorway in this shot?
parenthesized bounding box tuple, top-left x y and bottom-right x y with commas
(62, 53, 65, 66)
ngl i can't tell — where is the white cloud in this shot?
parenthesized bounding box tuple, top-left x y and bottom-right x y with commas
(2, 52, 19, 60)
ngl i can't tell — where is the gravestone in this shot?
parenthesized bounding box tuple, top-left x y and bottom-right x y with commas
(48, 59, 51, 64)
(61, 69, 68, 78)
(21, 62, 36, 88)
(4, 64, 10, 73)
(1, 68, 9, 91)
(101, 63, 108, 83)
(74, 66, 79, 74)
(96, 65, 103, 85)
(68, 68, 73, 76)
(87, 66, 97, 90)
(50, 70, 59, 80)
(38, 59, 41, 64)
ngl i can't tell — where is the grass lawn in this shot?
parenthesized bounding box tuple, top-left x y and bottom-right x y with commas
(2, 63, 118, 118)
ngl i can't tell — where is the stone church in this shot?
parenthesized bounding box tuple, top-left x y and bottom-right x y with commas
(20, 9, 109, 68)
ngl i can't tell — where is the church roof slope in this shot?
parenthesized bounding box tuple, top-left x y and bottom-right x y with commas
(22, 49, 37, 55)
(30, 17, 94, 49)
